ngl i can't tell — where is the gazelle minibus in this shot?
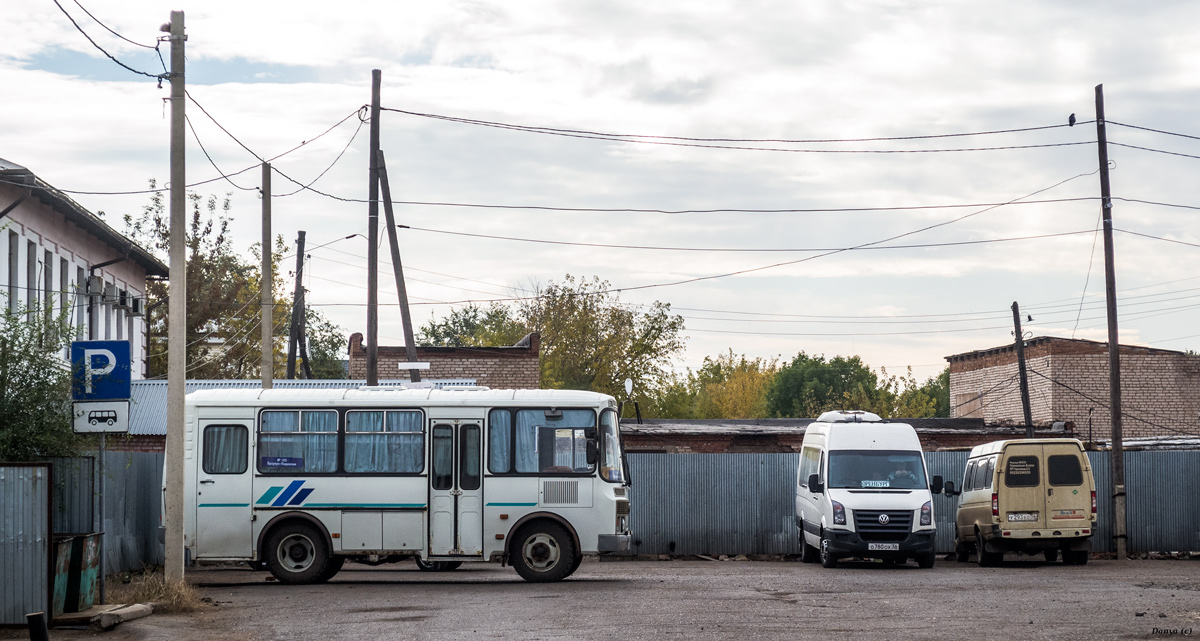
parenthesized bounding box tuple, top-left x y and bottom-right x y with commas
(179, 386, 631, 583)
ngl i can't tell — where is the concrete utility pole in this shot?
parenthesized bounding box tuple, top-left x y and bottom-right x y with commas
(1095, 83, 1127, 560)
(261, 163, 272, 388)
(377, 150, 421, 383)
(286, 231, 305, 379)
(366, 70, 381, 386)
(1011, 302, 1034, 438)
(163, 10, 186, 583)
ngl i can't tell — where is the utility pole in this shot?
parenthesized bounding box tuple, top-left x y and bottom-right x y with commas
(163, 10, 186, 583)
(261, 163, 272, 388)
(1096, 83, 1127, 560)
(366, 70, 381, 386)
(377, 150, 421, 383)
(286, 231, 305, 379)
(1011, 302, 1034, 438)
(297, 283, 313, 379)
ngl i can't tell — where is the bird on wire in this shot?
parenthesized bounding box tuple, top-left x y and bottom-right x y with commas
(1069, 113, 1076, 127)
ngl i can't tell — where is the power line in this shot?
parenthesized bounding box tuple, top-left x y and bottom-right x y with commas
(403, 225, 1096, 253)
(50, 0, 166, 81)
(1109, 141, 1200, 161)
(185, 115, 257, 192)
(275, 113, 367, 197)
(1072, 212, 1104, 338)
(382, 107, 1093, 153)
(1027, 369, 1200, 438)
(1116, 228, 1200, 250)
(1108, 121, 1200, 143)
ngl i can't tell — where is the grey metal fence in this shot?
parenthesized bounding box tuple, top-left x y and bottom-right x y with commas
(629, 450, 1200, 557)
(0, 463, 52, 625)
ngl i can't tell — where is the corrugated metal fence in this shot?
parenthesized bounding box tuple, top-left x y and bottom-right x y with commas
(0, 464, 51, 625)
(629, 450, 1200, 556)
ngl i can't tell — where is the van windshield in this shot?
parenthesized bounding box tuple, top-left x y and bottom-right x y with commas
(827, 451, 928, 489)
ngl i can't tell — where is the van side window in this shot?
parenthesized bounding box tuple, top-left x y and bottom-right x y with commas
(799, 447, 820, 487)
(963, 461, 978, 492)
(981, 458, 995, 490)
(1047, 455, 1083, 486)
(1004, 456, 1040, 488)
(203, 425, 248, 474)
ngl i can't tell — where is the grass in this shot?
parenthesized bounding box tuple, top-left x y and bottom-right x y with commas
(105, 567, 207, 614)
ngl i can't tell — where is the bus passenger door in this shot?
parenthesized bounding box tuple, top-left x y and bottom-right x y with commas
(195, 421, 254, 558)
(429, 422, 484, 557)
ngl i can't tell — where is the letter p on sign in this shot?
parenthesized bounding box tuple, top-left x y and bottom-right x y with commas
(72, 340, 131, 401)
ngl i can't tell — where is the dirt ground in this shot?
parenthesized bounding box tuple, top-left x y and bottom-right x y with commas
(14, 556, 1200, 641)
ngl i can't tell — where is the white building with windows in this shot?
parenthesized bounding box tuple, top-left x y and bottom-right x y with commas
(0, 157, 168, 377)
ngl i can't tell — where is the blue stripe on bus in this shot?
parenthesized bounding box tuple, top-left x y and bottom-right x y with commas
(304, 503, 426, 508)
(486, 502, 537, 507)
(199, 503, 250, 508)
(256, 486, 283, 505)
(272, 480, 305, 507)
(287, 488, 314, 506)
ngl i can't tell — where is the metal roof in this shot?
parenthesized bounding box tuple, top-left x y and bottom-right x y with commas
(129, 379, 476, 435)
(0, 157, 168, 277)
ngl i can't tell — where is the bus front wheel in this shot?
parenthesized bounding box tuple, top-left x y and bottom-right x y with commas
(265, 522, 331, 584)
(510, 522, 577, 583)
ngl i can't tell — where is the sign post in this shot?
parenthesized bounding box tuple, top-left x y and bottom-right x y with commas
(71, 340, 132, 605)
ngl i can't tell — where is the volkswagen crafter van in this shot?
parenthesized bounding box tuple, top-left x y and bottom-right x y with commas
(794, 411, 944, 568)
(946, 438, 1095, 566)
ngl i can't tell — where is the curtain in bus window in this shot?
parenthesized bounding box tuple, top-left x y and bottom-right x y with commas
(344, 410, 423, 473)
(487, 410, 511, 475)
(203, 425, 247, 475)
(488, 410, 512, 473)
(259, 410, 337, 473)
(516, 409, 595, 474)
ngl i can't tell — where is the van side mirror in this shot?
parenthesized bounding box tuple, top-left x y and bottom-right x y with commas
(930, 475, 944, 494)
(807, 473, 824, 494)
(585, 440, 597, 465)
(943, 481, 957, 497)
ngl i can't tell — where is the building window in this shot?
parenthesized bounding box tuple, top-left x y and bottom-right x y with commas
(6, 231, 17, 311)
(26, 240, 37, 317)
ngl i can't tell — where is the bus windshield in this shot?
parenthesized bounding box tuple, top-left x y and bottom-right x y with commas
(828, 450, 927, 489)
(599, 409, 625, 484)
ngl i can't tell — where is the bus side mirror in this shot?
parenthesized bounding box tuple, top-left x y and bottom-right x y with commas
(807, 473, 824, 494)
(586, 440, 597, 465)
(943, 481, 958, 497)
(930, 475, 944, 494)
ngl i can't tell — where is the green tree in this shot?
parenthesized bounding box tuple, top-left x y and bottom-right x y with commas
(690, 350, 779, 419)
(518, 275, 686, 399)
(918, 367, 951, 417)
(0, 304, 78, 460)
(305, 310, 348, 379)
(766, 352, 882, 418)
(417, 303, 526, 347)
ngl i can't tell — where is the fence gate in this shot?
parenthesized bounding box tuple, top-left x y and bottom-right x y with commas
(0, 463, 52, 625)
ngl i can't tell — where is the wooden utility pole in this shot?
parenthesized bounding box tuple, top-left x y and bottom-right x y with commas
(1011, 302, 1034, 438)
(286, 231, 305, 379)
(261, 163, 273, 388)
(366, 70, 381, 386)
(163, 9, 186, 583)
(1096, 83, 1127, 560)
(377, 150, 421, 383)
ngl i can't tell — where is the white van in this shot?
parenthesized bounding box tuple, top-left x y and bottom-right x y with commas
(794, 411, 944, 568)
(947, 438, 1095, 566)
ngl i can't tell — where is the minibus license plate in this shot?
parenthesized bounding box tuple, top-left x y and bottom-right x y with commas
(868, 543, 900, 551)
(1007, 512, 1038, 522)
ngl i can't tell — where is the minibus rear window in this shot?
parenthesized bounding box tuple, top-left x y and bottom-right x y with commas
(1004, 456, 1040, 488)
(1047, 455, 1083, 486)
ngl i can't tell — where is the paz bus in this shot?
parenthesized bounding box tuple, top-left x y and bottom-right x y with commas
(180, 386, 631, 583)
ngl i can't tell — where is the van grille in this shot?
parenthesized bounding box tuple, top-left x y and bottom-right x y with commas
(854, 510, 913, 542)
(542, 480, 579, 505)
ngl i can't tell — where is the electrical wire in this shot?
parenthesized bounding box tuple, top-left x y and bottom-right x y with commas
(1115, 228, 1200, 250)
(50, 0, 167, 81)
(1027, 369, 1200, 438)
(185, 115, 257, 192)
(1072, 212, 1104, 338)
(275, 114, 366, 197)
(1108, 121, 1200, 143)
(382, 107, 1093, 153)
(1109, 142, 1200, 161)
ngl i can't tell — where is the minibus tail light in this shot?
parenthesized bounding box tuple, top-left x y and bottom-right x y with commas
(920, 501, 932, 526)
(832, 500, 846, 526)
(991, 493, 999, 517)
(1091, 491, 1097, 515)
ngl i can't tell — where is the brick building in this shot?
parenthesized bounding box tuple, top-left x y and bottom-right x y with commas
(347, 332, 540, 389)
(946, 336, 1200, 441)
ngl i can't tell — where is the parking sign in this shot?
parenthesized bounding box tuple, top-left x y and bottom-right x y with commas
(71, 340, 131, 401)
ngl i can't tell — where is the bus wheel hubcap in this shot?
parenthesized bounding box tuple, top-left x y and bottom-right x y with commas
(522, 533, 559, 570)
(280, 535, 314, 571)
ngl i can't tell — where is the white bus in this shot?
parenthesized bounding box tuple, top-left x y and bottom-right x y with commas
(181, 386, 631, 583)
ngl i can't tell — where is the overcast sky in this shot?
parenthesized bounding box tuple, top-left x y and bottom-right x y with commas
(4, 0, 1200, 384)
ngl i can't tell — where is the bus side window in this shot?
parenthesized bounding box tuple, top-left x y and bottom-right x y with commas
(203, 425, 248, 475)
(981, 458, 995, 490)
(963, 461, 978, 492)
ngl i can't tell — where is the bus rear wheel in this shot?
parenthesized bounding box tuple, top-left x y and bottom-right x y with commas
(265, 522, 331, 584)
(510, 522, 577, 583)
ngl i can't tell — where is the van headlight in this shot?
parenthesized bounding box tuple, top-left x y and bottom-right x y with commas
(920, 501, 932, 527)
(832, 500, 846, 526)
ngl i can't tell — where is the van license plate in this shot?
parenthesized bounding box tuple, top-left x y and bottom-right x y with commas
(1007, 512, 1038, 522)
(868, 543, 900, 551)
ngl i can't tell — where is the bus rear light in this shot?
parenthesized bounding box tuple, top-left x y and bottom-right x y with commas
(991, 493, 999, 517)
(1091, 491, 1097, 515)
(1002, 531, 1011, 536)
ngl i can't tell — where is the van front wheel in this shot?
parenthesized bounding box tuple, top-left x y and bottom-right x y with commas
(916, 553, 936, 569)
(819, 533, 838, 569)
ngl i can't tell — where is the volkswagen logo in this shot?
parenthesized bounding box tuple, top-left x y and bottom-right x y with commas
(878, 514, 890, 525)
